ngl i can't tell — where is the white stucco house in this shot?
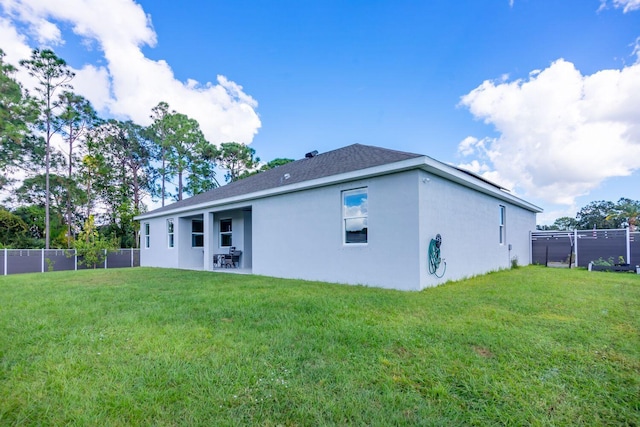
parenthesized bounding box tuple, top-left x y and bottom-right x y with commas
(135, 144, 542, 291)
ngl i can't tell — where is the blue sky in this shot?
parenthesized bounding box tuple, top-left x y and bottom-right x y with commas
(1, 0, 639, 223)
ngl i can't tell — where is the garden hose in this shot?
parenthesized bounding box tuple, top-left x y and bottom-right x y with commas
(428, 234, 446, 278)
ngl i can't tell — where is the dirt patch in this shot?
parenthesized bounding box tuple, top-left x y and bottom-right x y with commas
(472, 345, 494, 358)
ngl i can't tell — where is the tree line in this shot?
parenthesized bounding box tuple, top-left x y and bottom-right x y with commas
(537, 198, 640, 231)
(0, 48, 291, 251)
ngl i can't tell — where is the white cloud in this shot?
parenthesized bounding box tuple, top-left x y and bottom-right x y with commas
(71, 64, 111, 112)
(457, 136, 491, 157)
(457, 136, 478, 156)
(599, 0, 640, 13)
(536, 205, 580, 226)
(0, 16, 31, 65)
(456, 159, 490, 175)
(0, 0, 261, 144)
(633, 37, 640, 62)
(459, 59, 640, 206)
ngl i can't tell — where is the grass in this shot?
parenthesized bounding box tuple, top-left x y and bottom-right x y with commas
(0, 266, 638, 426)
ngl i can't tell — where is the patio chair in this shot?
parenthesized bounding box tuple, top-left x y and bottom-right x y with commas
(223, 254, 235, 268)
(213, 254, 223, 268)
(228, 247, 242, 268)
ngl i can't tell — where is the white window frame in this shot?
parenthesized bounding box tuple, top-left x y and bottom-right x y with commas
(219, 218, 232, 247)
(144, 223, 150, 248)
(167, 218, 174, 248)
(499, 205, 506, 245)
(192, 218, 204, 248)
(342, 187, 368, 245)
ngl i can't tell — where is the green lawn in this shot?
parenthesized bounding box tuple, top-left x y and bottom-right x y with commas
(0, 266, 638, 426)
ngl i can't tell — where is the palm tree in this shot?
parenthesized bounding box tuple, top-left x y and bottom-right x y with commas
(607, 198, 640, 231)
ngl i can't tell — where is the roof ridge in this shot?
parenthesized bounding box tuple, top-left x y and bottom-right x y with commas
(343, 142, 423, 157)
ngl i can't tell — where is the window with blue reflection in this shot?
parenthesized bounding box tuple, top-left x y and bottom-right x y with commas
(343, 188, 368, 244)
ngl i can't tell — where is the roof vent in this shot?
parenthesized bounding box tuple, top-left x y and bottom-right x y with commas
(305, 150, 318, 158)
(280, 173, 291, 184)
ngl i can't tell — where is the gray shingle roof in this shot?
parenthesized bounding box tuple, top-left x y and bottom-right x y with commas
(144, 143, 423, 216)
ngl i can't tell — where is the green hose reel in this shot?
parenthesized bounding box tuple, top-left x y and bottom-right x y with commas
(428, 234, 446, 278)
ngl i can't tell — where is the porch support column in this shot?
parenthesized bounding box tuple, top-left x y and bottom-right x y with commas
(203, 212, 215, 271)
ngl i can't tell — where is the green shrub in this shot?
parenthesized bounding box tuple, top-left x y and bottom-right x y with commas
(74, 215, 118, 268)
(0, 209, 29, 248)
(591, 257, 614, 266)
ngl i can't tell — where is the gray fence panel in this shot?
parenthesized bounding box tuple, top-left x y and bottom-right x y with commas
(531, 233, 573, 265)
(532, 229, 635, 268)
(44, 250, 76, 272)
(7, 249, 42, 274)
(1, 249, 140, 276)
(577, 230, 627, 267)
(631, 232, 639, 266)
(107, 250, 134, 268)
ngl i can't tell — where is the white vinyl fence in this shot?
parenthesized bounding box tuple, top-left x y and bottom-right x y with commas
(1, 249, 140, 276)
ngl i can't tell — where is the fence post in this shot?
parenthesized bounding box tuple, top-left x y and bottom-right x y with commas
(574, 229, 579, 267)
(568, 234, 573, 269)
(104, 249, 107, 269)
(3, 248, 6, 276)
(627, 227, 631, 265)
(131, 248, 134, 267)
(41, 249, 44, 273)
(74, 249, 78, 271)
(545, 245, 549, 267)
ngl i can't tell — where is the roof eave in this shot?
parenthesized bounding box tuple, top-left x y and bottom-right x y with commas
(420, 156, 543, 213)
(135, 157, 425, 220)
(135, 156, 542, 220)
